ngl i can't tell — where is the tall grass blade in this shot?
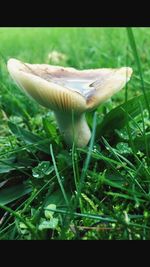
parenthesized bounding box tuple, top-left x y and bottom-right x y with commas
(77, 112, 97, 198)
(50, 144, 69, 207)
(126, 27, 150, 116)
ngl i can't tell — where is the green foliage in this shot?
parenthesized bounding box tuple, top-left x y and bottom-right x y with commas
(96, 92, 150, 138)
(0, 27, 150, 240)
(8, 121, 51, 154)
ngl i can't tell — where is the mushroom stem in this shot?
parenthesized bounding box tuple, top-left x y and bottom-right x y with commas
(54, 111, 91, 147)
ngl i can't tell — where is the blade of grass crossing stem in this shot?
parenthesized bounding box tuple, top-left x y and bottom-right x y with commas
(71, 111, 80, 192)
(50, 144, 69, 207)
(71, 109, 76, 148)
(77, 112, 97, 200)
(72, 143, 79, 192)
(126, 28, 150, 117)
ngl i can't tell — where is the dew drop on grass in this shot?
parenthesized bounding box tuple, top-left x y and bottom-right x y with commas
(32, 172, 41, 179)
(92, 145, 100, 153)
(32, 161, 54, 178)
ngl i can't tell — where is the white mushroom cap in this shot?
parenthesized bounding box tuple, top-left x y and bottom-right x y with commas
(7, 58, 133, 114)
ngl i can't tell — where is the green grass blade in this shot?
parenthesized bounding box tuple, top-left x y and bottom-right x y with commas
(0, 204, 37, 238)
(77, 112, 97, 199)
(81, 112, 97, 183)
(50, 144, 69, 207)
(127, 27, 150, 116)
(8, 121, 50, 154)
(96, 92, 150, 138)
(44, 207, 117, 223)
(139, 100, 149, 159)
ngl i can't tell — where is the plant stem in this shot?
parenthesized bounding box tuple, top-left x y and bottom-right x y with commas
(54, 111, 91, 147)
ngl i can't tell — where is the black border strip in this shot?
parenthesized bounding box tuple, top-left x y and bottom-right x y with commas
(0, 3, 150, 27)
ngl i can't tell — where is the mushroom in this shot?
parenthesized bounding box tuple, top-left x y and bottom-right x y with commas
(7, 58, 133, 147)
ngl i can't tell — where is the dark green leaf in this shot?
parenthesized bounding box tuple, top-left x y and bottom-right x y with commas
(8, 121, 50, 154)
(44, 189, 72, 207)
(96, 93, 150, 138)
(0, 157, 27, 174)
(0, 163, 24, 174)
(133, 133, 150, 153)
(0, 184, 32, 205)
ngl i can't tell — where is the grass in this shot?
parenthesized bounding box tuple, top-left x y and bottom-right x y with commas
(0, 27, 150, 240)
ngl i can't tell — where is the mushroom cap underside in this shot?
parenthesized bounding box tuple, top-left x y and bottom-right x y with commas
(7, 58, 133, 113)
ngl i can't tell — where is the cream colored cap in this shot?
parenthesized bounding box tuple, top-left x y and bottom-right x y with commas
(7, 58, 133, 113)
